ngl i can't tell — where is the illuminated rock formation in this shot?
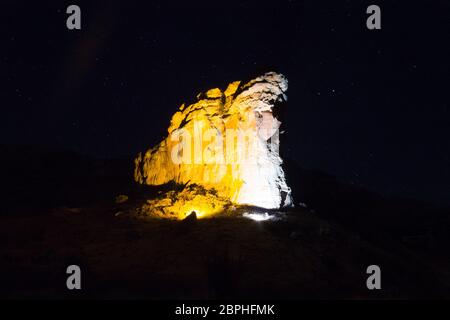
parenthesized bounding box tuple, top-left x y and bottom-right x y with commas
(135, 72, 292, 217)
(142, 184, 233, 220)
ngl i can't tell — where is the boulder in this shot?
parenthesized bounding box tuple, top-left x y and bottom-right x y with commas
(135, 72, 293, 211)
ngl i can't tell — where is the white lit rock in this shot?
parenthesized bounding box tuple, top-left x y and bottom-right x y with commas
(135, 72, 293, 213)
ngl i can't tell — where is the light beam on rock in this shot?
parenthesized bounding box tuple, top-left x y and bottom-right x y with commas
(135, 72, 293, 219)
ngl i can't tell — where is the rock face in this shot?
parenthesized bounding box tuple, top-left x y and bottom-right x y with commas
(142, 184, 233, 220)
(135, 72, 293, 212)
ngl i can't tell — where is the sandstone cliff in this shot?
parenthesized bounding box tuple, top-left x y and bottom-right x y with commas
(135, 72, 292, 217)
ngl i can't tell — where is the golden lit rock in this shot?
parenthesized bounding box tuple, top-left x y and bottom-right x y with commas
(135, 72, 293, 218)
(142, 184, 232, 220)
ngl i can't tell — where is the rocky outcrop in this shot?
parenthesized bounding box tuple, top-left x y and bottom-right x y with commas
(135, 72, 292, 213)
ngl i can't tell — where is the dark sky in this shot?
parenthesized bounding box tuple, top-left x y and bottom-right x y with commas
(1, 0, 449, 204)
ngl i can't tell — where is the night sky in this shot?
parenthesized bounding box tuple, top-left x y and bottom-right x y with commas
(1, 1, 449, 204)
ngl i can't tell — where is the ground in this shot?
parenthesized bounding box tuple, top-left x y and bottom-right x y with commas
(1, 199, 449, 299)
